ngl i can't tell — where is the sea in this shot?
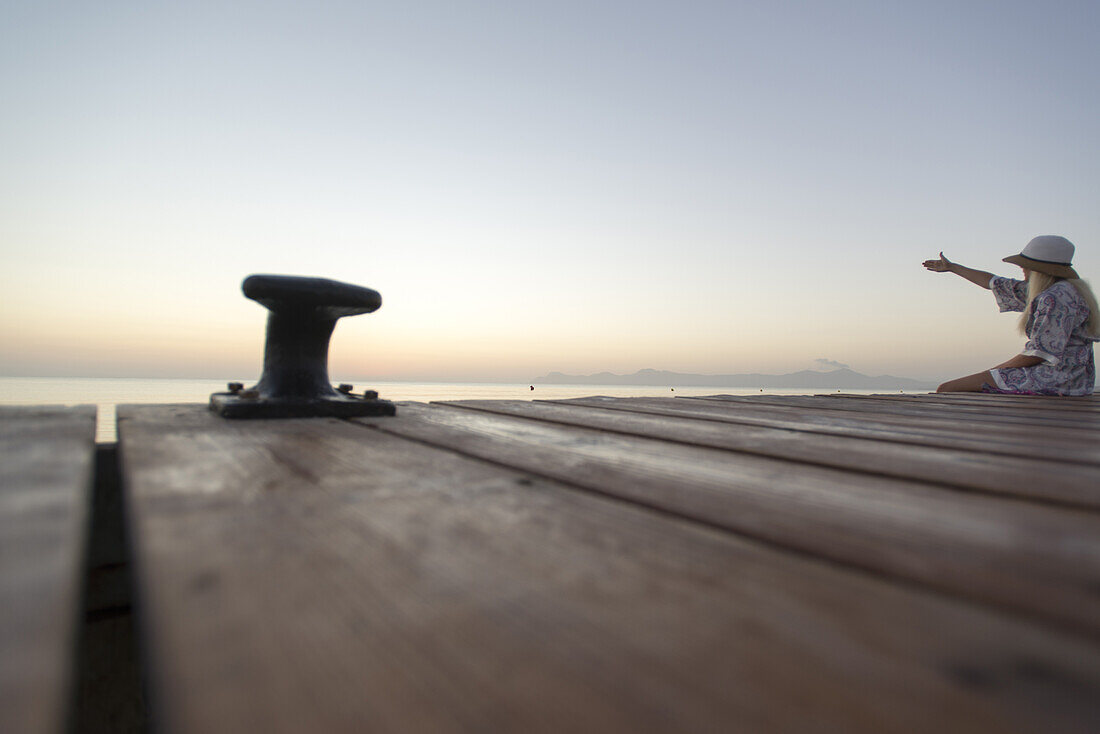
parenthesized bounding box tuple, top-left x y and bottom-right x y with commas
(0, 376, 889, 444)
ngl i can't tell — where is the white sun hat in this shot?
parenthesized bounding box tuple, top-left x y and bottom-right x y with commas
(1003, 235, 1079, 279)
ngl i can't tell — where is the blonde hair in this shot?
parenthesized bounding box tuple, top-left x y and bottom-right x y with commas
(1019, 272, 1100, 337)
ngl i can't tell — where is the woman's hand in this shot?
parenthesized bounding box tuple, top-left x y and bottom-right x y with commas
(922, 252, 954, 272)
(924, 254, 995, 289)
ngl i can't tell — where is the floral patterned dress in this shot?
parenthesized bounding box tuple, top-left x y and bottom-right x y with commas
(987, 277, 1097, 396)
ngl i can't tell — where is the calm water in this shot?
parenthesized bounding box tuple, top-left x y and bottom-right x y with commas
(0, 376, 887, 443)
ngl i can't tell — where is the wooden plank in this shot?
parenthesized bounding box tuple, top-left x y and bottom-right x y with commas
(860, 391, 1100, 406)
(119, 405, 1100, 733)
(366, 402, 1100, 637)
(690, 394, 1100, 430)
(695, 397, 1100, 439)
(559, 396, 1100, 465)
(723, 392, 1100, 417)
(588, 394, 1100, 463)
(0, 406, 96, 734)
(437, 399, 1100, 509)
(838, 393, 1100, 416)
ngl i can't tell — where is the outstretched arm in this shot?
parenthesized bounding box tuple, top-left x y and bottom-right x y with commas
(922, 252, 996, 289)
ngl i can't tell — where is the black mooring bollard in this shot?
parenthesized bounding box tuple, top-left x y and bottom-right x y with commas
(209, 274, 397, 419)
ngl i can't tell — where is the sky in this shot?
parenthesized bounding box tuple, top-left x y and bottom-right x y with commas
(2, 0, 1098, 384)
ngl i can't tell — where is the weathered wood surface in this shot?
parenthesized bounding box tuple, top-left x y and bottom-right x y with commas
(557, 396, 1100, 467)
(714, 393, 1100, 428)
(0, 406, 96, 734)
(375, 402, 1100, 635)
(841, 392, 1100, 413)
(116, 395, 1100, 734)
(440, 398, 1099, 507)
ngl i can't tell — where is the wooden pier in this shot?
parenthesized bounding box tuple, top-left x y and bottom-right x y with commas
(4, 392, 1100, 733)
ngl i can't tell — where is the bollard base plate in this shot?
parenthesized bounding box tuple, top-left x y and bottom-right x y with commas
(210, 392, 397, 419)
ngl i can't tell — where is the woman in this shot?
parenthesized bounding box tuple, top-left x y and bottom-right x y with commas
(922, 235, 1099, 395)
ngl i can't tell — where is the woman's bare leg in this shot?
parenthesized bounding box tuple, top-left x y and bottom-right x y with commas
(936, 370, 995, 393)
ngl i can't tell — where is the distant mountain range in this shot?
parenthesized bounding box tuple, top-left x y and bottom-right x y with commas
(532, 367, 935, 390)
